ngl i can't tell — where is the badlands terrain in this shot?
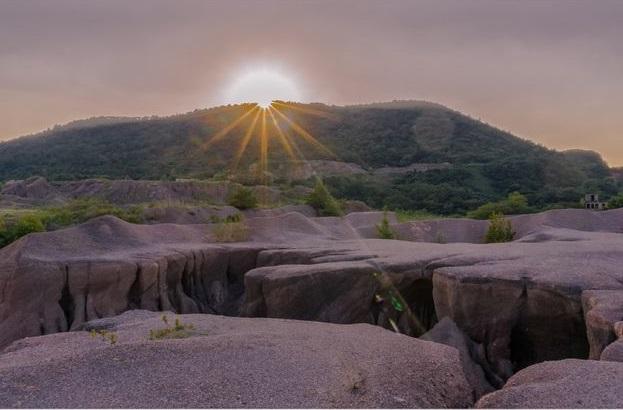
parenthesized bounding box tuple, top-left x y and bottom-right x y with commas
(1, 179, 623, 407)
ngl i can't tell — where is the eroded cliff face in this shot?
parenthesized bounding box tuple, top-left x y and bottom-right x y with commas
(2, 213, 623, 395)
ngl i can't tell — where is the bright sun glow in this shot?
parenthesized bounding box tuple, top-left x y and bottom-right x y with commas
(223, 67, 302, 107)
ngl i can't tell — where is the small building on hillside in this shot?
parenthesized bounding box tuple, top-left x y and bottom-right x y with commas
(584, 193, 608, 210)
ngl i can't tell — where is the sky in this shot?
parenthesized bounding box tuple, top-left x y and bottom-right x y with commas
(1, 0, 622, 165)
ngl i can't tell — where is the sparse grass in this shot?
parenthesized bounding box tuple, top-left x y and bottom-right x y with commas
(149, 315, 196, 340)
(394, 209, 443, 223)
(212, 213, 249, 242)
(89, 329, 118, 345)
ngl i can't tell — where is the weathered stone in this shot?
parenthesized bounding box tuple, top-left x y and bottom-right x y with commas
(476, 359, 623, 408)
(421, 317, 495, 400)
(0, 311, 473, 408)
(582, 290, 623, 359)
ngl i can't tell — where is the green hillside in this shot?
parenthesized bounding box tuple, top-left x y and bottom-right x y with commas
(0, 101, 618, 214)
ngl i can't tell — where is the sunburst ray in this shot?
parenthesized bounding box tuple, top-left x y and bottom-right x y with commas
(271, 101, 337, 120)
(267, 106, 297, 160)
(232, 109, 262, 171)
(201, 105, 259, 151)
(270, 105, 335, 158)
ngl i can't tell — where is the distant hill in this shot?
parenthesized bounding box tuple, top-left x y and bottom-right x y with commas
(0, 101, 618, 214)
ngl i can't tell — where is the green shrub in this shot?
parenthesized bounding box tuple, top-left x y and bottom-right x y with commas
(608, 193, 623, 209)
(485, 212, 515, 243)
(0, 198, 145, 248)
(468, 192, 531, 219)
(306, 179, 342, 216)
(227, 186, 258, 210)
(0, 213, 46, 247)
(42, 198, 144, 229)
(376, 210, 395, 239)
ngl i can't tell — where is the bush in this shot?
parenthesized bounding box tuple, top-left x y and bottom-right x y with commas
(306, 179, 342, 216)
(0, 213, 46, 247)
(485, 212, 515, 243)
(0, 198, 145, 248)
(227, 186, 258, 210)
(468, 192, 531, 219)
(43, 198, 144, 228)
(376, 210, 395, 239)
(608, 193, 623, 209)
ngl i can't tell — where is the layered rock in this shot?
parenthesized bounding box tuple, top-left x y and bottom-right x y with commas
(2, 210, 623, 389)
(0, 311, 473, 408)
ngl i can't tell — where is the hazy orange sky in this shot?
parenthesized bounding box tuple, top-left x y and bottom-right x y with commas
(1, 0, 622, 165)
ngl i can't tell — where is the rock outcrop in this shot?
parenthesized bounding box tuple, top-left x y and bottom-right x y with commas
(2, 209, 623, 390)
(0, 311, 473, 408)
(476, 359, 623, 408)
(422, 317, 496, 400)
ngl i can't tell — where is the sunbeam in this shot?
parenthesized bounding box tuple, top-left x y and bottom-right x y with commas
(272, 101, 338, 121)
(270, 105, 335, 158)
(201, 105, 259, 150)
(267, 106, 296, 160)
(232, 108, 262, 171)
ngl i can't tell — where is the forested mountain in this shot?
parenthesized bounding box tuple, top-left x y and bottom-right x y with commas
(0, 101, 618, 214)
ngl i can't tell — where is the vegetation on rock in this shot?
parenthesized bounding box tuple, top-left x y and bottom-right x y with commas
(212, 214, 249, 242)
(485, 212, 516, 243)
(306, 179, 342, 216)
(376, 210, 395, 239)
(149, 315, 196, 340)
(468, 192, 531, 219)
(0, 198, 143, 247)
(227, 186, 258, 210)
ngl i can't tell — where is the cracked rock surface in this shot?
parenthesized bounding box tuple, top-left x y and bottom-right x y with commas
(0, 310, 472, 408)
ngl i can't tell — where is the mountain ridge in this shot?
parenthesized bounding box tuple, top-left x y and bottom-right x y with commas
(0, 100, 618, 214)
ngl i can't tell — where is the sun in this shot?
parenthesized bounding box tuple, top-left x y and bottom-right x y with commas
(223, 67, 302, 107)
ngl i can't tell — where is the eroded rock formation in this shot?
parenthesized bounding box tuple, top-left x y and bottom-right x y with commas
(2, 209, 623, 396)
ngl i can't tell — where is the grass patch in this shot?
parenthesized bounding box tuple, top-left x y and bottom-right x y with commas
(149, 315, 196, 340)
(0, 198, 144, 248)
(394, 209, 443, 223)
(212, 213, 249, 242)
(89, 329, 118, 345)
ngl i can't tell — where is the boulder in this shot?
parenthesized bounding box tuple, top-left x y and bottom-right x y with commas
(0, 311, 473, 408)
(601, 321, 623, 362)
(582, 290, 623, 359)
(476, 359, 623, 408)
(421, 317, 496, 399)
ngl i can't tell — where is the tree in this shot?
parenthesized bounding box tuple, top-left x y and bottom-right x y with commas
(227, 186, 258, 210)
(306, 179, 342, 216)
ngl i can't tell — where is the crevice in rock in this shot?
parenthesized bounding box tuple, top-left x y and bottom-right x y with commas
(127, 265, 142, 310)
(509, 289, 590, 372)
(58, 265, 74, 329)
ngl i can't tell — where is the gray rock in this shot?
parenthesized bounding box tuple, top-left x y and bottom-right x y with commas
(476, 359, 623, 408)
(421, 317, 495, 399)
(0, 311, 473, 408)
